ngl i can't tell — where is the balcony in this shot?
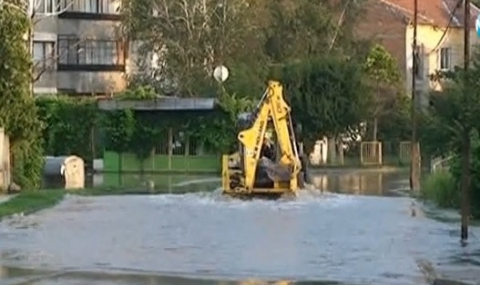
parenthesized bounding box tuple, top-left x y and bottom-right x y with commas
(58, 0, 121, 21)
(57, 36, 126, 72)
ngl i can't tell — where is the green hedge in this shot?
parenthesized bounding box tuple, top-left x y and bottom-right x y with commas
(36, 96, 100, 163)
(421, 142, 480, 218)
(35, 89, 255, 164)
(421, 171, 458, 208)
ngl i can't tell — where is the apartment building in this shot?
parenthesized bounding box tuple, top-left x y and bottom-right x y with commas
(32, 0, 128, 96)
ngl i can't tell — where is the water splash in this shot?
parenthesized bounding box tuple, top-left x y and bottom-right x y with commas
(146, 187, 356, 211)
(173, 178, 221, 187)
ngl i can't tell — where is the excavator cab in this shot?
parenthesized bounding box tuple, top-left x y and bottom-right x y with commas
(221, 80, 310, 199)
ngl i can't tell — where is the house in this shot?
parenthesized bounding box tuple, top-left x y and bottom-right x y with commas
(356, 0, 480, 106)
(32, 0, 130, 96)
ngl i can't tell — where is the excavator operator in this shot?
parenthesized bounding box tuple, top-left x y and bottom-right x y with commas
(260, 136, 276, 160)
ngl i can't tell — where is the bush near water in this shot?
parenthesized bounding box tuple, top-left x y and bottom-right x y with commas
(422, 140, 480, 219)
(34, 88, 255, 167)
(418, 48, 480, 217)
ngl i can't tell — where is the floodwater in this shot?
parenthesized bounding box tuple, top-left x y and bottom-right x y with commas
(1, 170, 480, 285)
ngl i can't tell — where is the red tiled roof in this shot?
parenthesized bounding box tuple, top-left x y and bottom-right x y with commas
(380, 0, 480, 28)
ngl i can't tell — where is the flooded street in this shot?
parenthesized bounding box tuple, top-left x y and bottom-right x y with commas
(1, 171, 480, 285)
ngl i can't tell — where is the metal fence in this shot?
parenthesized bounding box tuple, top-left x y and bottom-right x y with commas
(308, 140, 413, 167)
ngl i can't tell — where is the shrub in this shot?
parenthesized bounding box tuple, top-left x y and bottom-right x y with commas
(421, 171, 458, 208)
(449, 142, 480, 218)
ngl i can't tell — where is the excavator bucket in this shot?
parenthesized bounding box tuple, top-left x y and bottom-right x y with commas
(258, 157, 292, 182)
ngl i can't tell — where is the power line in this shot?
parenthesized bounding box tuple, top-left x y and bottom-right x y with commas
(428, 0, 463, 55)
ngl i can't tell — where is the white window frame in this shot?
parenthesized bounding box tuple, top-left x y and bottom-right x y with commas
(439, 47, 452, 71)
(33, 41, 56, 70)
(58, 36, 120, 66)
(35, 0, 56, 14)
(67, 0, 118, 14)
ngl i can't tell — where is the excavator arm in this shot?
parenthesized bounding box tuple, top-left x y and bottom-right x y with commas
(237, 93, 269, 191)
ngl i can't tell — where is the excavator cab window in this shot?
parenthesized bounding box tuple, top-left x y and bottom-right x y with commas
(260, 122, 277, 161)
(260, 137, 275, 160)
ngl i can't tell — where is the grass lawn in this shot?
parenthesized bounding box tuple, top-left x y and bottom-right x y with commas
(0, 190, 65, 220)
(0, 185, 165, 220)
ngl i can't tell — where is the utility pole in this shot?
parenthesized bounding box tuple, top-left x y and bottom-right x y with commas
(461, 0, 471, 242)
(410, 0, 421, 192)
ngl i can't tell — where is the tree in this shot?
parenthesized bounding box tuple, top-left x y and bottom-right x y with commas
(121, 0, 268, 96)
(262, 0, 368, 63)
(280, 55, 372, 151)
(262, 0, 334, 62)
(363, 44, 401, 141)
(121, 0, 372, 99)
(427, 48, 480, 240)
(0, 1, 44, 190)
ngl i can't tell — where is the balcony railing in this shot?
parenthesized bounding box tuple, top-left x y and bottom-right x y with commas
(57, 36, 126, 71)
(58, 0, 121, 20)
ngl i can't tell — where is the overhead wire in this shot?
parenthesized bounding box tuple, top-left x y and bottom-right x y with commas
(428, 0, 463, 55)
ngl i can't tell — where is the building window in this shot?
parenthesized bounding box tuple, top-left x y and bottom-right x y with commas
(35, 0, 57, 14)
(440, 47, 451, 70)
(57, 36, 125, 71)
(60, 0, 119, 14)
(33, 41, 55, 70)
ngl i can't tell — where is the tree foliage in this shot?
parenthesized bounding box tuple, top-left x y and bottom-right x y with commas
(364, 44, 400, 86)
(422, 48, 480, 156)
(421, 48, 480, 219)
(121, 0, 372, 99)
(280, 56, 371, 146)
(36, 97, 99, 162)
(363, 44, 406, 141)
(101, 87, 256, 159)
(262, 0, 335, 62)
(262, 0, 367, 62)
(122, 0, 268, 96)
(0, 2, 44, 190)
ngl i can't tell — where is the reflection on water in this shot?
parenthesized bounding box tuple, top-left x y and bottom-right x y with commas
(85, 171, 409, 197)
(311, 171, 409, 196)
(84, 173, 221, 194)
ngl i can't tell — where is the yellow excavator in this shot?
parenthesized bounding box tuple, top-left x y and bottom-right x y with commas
(221, 80, 310, 199)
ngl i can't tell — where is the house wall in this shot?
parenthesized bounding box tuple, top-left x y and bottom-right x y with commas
(405, 25, 480, 106)
(32, 0, 126, 96)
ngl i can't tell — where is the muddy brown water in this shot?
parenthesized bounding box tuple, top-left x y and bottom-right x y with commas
(1, 171, 480, 285)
